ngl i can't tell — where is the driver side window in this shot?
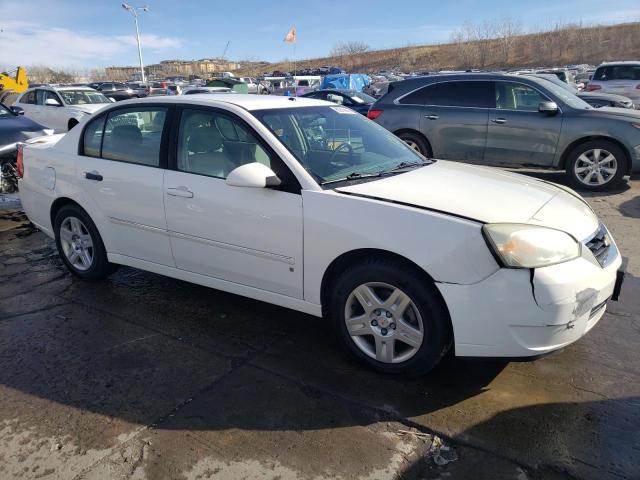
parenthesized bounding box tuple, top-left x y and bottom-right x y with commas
(496, 82, 547, 111)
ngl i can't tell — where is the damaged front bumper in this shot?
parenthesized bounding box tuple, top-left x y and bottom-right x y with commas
(437, 241, 622, 358)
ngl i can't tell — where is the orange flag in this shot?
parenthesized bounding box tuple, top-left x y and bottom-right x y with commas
(283, 26, 296, 44)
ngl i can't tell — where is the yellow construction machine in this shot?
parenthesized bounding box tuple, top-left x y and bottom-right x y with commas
(0, 66, 29, 95)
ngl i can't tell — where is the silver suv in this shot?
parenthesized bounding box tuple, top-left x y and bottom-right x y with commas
(369, 73, 640, 191)
(587, 62, 640, 104)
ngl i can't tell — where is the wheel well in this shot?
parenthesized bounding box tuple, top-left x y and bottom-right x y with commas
(50, 197, 83, 227)
(68, 118, 79, 130)
(560, 136, 632, 174)
(393, 129, 432, 153)
(320, 248, 449, 318)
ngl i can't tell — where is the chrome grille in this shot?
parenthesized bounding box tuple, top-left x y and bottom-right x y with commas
(585, 225, 611, 267)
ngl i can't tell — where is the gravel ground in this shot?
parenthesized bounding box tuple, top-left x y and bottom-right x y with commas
(0, 172, 638, 480)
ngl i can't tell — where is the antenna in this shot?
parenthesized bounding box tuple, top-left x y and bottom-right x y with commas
(221, 40, 230, 60)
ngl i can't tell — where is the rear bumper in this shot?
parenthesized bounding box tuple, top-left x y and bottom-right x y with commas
(438, 245, 621, 358)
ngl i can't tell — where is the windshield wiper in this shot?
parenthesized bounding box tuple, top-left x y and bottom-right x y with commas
(384, 160, 429, 172)
(320, 171, 385, 186)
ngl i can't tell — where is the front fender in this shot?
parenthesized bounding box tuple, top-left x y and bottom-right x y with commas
(302, 190, 499, 304)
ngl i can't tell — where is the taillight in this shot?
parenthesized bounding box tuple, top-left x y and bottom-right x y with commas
(16, 144, 24, 178)
(586, 84, 601, 91)
(367, 109, 383, 120)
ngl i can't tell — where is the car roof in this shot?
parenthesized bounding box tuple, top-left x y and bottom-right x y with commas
(119, 93, 328, 110)
(23, 86, 95, 92)
(598, 61, 640, 66)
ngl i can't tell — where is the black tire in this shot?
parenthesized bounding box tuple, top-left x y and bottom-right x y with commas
(565, 140, 628, 191)
(68, 119, 79, 131)
(397, 131, 432, 158)
(54, 204, 116, 282)
(327, 256, 452, 376)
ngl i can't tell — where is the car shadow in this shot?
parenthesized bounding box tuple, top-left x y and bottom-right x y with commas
(398, 397, 640, 480)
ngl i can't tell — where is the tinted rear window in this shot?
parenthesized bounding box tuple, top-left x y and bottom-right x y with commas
(399, 81, 492, 108)
(594, 65, 640, 81)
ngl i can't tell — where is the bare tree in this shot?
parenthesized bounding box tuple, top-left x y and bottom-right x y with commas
(330, 41, 370, 57)
(496, 16, 522, 64)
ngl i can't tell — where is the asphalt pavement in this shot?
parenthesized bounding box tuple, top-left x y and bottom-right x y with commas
(0, 172, 638, 480)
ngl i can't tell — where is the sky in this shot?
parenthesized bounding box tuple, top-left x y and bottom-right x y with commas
(1, 0, 639, 70)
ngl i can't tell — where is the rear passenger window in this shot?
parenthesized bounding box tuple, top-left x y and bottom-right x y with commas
(83, 108, 167, 166)
(399, 81, 491, 108)
(83, 115, 106, 157)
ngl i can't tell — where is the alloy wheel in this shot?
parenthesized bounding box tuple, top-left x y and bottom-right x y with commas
(574, 148, 618, 187)
(344, 282, 424, 364)
(403, 140, 421, 153)
(59, 216, 94, 271)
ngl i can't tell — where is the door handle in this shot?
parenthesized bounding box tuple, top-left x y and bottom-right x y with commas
(425, 114, 439, 120)
(491, 118, 507, 124)
(85, 171, 103, 181)
(166, 186, 194, 198)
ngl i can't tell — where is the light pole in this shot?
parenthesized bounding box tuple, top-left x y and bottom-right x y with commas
(121, 3, 149, 83)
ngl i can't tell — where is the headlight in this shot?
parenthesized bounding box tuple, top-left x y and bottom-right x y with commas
(483, 224, 581, 268)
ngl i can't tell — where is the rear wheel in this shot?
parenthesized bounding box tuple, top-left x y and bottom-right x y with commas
(397, 131, 432, 158)
(328, 257, 452, 375)
(565, 140, 628, 191)
(54, 204, 116, 281)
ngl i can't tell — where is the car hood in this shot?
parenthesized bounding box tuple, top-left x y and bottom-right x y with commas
(68, 104, 109, 115)
(335, 160, 599, 240)
(0, 115, 51, 146)
(584, 106, 640, 120)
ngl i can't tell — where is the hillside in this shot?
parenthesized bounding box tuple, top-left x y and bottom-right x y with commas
(238, 22, 640, 75)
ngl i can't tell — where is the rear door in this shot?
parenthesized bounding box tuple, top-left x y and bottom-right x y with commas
(403, 80, 491, 162)
(77, 106, 174, 266)
(484, 81, 562, 166)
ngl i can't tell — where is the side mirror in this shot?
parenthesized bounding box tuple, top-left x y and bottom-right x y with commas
(44, 98, 62, 107)
(11, 106, 24, 115)
(226, 162, 281, 188)
(538, 101, 559, 115)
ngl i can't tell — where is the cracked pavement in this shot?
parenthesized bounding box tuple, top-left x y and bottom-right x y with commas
(0, 172, 639, 480)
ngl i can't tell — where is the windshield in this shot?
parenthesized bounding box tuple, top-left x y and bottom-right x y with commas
(537, 80, 591, 109)
(253, 105, 430, 186)
(59, 90, 110, 105)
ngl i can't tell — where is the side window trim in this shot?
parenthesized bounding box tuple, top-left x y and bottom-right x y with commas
(169, 105, 301, 194)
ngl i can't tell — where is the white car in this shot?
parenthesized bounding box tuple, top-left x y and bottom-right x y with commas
(586, 61, 640, 103)
(15, 86, 112, 133)
(17, 94, 625, 375)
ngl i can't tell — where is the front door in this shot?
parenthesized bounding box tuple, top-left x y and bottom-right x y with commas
(484, 81, 563, 167)
(77, 106, 174, 266)
(164, 107, 304, 298)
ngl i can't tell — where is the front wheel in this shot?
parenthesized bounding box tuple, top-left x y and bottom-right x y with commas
(54, 204, 116, 281)
(565, 140, 628, 191)
(328, 257, 452, 376)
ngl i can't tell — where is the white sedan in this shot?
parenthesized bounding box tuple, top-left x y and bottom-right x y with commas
(15, 86, 112, 133)
(17, 95, 624, 375)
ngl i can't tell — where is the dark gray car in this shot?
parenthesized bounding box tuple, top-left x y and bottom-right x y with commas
(370, 73, 640, 191)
